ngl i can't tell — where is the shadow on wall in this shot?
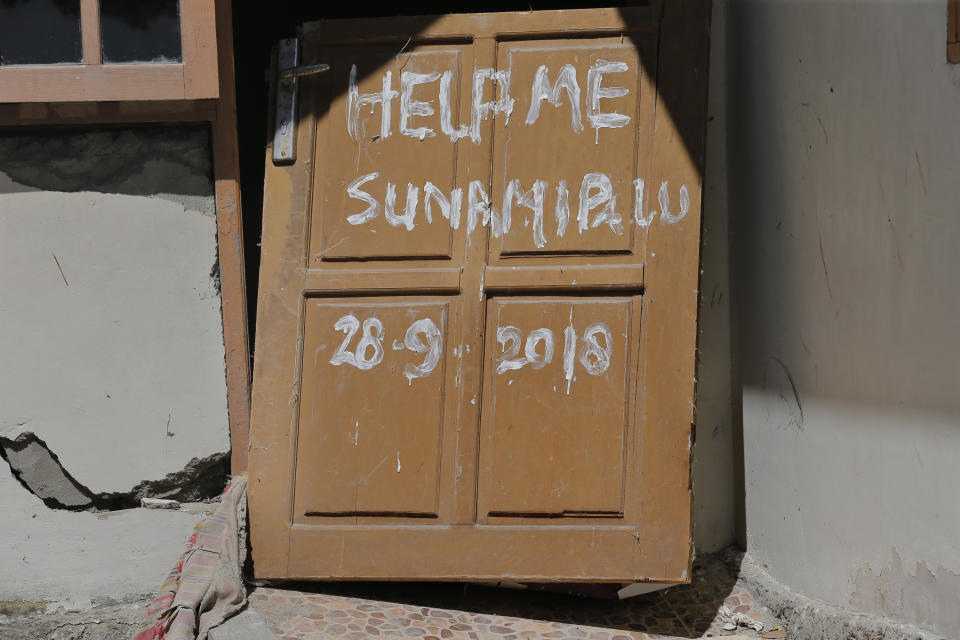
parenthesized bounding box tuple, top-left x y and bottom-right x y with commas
(726, 0, 960, 417)
(0, 126, 213, 200)
(722, 0, 960, 634)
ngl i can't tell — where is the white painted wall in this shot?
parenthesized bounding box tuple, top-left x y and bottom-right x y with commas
(717, 0, 960, 634)
(0, 127, 229, 603)
(0, 464, 204, 606)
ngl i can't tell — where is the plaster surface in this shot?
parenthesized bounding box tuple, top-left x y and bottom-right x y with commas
(0, 126, 229, 602)
(0, 127, 229, 492)
(0, 462, 202, 604)
(720, 0, 960, 635)
(691, 0, 737, 556)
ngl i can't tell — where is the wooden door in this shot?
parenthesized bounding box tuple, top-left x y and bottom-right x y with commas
(249, 5, 709, 583)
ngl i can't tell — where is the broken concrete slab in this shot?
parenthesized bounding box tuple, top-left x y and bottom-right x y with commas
(0, 432, 92, 509)
(0, 431, 229, 512)
(0, 600, 145, 640)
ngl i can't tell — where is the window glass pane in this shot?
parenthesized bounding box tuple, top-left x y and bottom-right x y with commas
(0, 0, 81, 65)
(100, 0, 181, 64)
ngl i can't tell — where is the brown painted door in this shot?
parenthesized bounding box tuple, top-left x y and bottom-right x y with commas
(249, 6, 709, 582)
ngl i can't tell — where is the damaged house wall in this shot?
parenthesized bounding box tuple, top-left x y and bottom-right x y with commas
(0, 126, 230, 605)
(718, 0, 960, 636)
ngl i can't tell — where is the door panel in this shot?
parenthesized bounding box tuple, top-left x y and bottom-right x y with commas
(249, 6, 709, 583)
(293, 297, 454, 521)
(310, 45, 473, 263)
(478, 296, 638, 519)
(491, 40, 647, 257)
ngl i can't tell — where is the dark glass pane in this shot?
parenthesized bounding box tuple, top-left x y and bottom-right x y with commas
(0, 0, 81, 65)
(100, 0, 181, 64)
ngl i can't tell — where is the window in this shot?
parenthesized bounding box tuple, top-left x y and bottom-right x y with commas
(0, 0, 218, 101)
(0, 0, 82, 65)
(99, 0, 182, 64)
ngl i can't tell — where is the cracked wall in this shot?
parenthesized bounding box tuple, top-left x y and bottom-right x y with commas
(717, 0, 960, 636)
(0, 126, 230, 603)
(0, 431, 228, 511)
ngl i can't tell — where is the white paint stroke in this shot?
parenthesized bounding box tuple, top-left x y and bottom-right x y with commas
(402, 318, 442, 384)
(424, 181, 462, 230)
(658, 181, 690, 224)
(555, 180, 570, 238)
(524, 328, 555, 369)
(346, 172, 380, 225)
(633, 177, 655, 227)
(562, 313, 577, 395)
(400, 71, 440, 140)
(579, 173, 623, 235)
(384, 182, 418, 230)
(330, 314, 361, 367)
(354, 317, 385, 370)
(496, 325, 526, 374)
(503, 179, 547, 247)
(579, 322, 612, 375)
(470, 68, 515, 144)
(439, 70, 468, 142)
(525, 64, 583, 133)
(586, 60, 631, 143)
(347, 64, 398, 142)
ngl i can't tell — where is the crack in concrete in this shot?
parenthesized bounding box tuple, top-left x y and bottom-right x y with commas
(0, 431, 228, 512)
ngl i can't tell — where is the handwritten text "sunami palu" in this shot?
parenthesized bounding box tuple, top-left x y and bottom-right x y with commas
(346, 172, 689, 245)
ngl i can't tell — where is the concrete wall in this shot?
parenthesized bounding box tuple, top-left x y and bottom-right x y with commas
(0, 127, 230, 606)
(691, 0, 739, 557)
(716, 0, 960, 635)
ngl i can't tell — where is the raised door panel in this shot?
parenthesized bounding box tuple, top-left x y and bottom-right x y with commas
(477, 296, 639, 520)
(293, 297, 457, 521)
(309, 45, 474, 263)
(490, 38, 654, 259)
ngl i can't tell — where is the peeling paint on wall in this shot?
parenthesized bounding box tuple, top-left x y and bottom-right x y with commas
(851, 548, 960, 635)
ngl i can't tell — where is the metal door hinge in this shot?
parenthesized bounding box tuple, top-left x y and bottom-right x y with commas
(273, 38, 330, 165)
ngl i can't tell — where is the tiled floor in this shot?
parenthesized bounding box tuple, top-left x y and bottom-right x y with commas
(248, 554, 785, 640)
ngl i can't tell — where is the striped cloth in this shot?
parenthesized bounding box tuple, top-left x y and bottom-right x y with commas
(133, 474, 248, 640)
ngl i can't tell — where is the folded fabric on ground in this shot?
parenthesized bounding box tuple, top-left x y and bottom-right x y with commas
(133, 473, 248, 640)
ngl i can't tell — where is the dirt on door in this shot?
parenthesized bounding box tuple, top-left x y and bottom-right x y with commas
(248, 5, 709, 582)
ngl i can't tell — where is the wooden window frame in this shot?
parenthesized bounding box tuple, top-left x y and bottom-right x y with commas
(0, 0, 249, 473)
(0, 0, 219, 102)
(950, 0, 960, 62)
